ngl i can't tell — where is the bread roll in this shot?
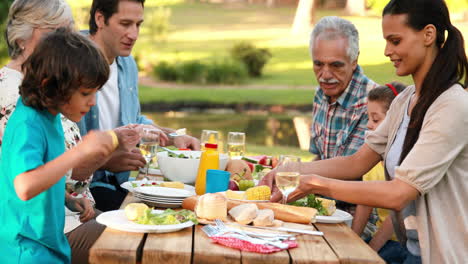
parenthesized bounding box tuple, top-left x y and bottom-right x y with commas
(183, 196, 317, 224)
(253, 209, 274, 227)
(195, 193, 227, 221)
(229, 204, 258, 225)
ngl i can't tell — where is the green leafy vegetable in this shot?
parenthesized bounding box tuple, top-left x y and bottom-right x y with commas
(135, 209, 198, 225)
(288, 194, 327, 216)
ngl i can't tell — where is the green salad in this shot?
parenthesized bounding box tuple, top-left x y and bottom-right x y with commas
(168, 152, 199, 159)
(288, 194, 327, 216)
(136, 209, 198, 225)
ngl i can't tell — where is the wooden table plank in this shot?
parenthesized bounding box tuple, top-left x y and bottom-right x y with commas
(89, 190, 145, 264)
(142, 226, 193, 264)
(193, 225, 241, 264)
(89, 228, 144, 264)
(315, 223, 385, 264)
(241, 249, 289, 264)
(286, 223, 339, 264)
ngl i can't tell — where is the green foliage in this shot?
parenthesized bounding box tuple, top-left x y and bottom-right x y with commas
(153, 59, 248, 84)
(445, 0, 468, 13)
(153, 61, 179, 81)
(205, 59, 248, 84)
(179, 60, 206, 83)
(367, 0, 468, 15)
(230, 42, 272, 77)
(0, 0, 14, 65)
(144, 6, 172, 42)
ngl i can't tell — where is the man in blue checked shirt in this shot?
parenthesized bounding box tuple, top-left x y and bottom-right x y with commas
(309, 16, 378, 161)
(308, 16, 378, 213)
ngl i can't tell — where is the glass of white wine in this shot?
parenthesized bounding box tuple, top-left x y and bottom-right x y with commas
(200, 130, 219, 150)
(227, 132, 245, 159)
(139, 128, 160, 179)
(275, 155, 301, 204)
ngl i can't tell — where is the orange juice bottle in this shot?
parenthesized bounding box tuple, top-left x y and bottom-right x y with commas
(195, 143, 219, 195)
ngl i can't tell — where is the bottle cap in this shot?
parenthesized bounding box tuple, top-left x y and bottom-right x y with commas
(204, 143, 218, 149)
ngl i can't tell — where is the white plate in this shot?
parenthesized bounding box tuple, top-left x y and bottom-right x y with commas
(121, 180, 195, 194)
(134, 186, 194, 198)
(133, 193, 184, 203)
(222, 191, 269, 203)
(137, 200, 182, 208)
(96, 209, 194, 233)
(316, 209, 353, 224)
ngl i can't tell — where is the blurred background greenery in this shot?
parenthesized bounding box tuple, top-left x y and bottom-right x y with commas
(1, 0, 467, 158)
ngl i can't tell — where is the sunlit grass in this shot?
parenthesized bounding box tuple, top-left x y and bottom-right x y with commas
(67, 0, 467, 88)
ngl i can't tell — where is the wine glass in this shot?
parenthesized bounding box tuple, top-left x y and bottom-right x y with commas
(200, 130, 219, 150)
(275, 155, 301, 204)
(227, 132, 245, 159)
(139, 128, 160, 180)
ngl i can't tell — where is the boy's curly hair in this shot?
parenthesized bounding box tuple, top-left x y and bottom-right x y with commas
(20, 27, 109, 110)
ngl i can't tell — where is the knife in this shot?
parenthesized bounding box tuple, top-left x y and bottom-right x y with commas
(233, 223, 324, 236)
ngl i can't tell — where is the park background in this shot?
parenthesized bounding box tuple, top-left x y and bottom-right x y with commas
(1, 0, 467, 160)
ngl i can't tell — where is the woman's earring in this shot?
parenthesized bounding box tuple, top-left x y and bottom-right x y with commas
(20, 46, 25, 50)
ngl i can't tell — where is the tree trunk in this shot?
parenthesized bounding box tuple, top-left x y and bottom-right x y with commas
(345, 0, 366, 16)
(291, 0, 315, 34)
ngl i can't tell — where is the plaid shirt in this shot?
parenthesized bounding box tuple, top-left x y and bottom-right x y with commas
(309, 66, 377, 159)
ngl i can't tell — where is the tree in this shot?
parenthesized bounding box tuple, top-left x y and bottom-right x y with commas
(345, 0, 366, 16)
(291, 0, 316, 34)
(0, 0, 14, 64)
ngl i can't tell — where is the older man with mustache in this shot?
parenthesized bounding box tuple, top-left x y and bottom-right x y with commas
(261, 17, 378, 215)
(309, 16, 377, 161)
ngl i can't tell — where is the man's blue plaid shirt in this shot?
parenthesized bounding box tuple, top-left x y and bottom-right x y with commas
(309, 66, 378, 159)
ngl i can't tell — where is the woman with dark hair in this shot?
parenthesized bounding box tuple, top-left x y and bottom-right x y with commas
(262, 0, 468, 262)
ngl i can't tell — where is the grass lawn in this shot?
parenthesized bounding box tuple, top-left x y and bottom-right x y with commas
(67, 0, 468, 107)
(138, 85, 314, 105)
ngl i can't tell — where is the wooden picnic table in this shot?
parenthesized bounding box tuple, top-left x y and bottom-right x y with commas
(89, 191, 384, 264)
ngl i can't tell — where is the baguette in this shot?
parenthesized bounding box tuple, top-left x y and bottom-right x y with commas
(182, 195, 317, 224)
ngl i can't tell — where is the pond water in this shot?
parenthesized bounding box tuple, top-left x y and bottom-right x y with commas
(144, 111, 309, 152)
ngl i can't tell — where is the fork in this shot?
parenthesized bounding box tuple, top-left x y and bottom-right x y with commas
(204, 224, 289, 249)
(214, 219, 290, 249)
(202, 225, 221, 237)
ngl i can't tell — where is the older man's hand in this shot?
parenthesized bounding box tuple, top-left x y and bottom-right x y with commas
(102, 148, 146, 173)
(174, 135, 201, 150)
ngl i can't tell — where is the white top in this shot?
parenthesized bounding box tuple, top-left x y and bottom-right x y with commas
(98, 60, 120, 130)
(0, 66, 23, 142)
(366, 84, 468, 263)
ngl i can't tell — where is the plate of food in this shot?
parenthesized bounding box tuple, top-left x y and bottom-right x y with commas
(289, 194, 353, 225)
(96, 204, 197, 233)
(121, 180, 195, 193)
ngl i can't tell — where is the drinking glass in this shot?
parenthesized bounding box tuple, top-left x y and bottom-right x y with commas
(275, 155, 301, 204)
(139, 128, 160, 179)
(227, 132, 246, 159)
(200, 130, 219, 150)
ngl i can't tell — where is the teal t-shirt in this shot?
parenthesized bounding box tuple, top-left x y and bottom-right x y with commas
(0, 98, 70, 263)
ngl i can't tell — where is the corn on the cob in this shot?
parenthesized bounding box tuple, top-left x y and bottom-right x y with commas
(245, 186, 271, 201)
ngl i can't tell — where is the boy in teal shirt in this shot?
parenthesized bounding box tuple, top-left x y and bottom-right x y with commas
(0, 29, 114, 263)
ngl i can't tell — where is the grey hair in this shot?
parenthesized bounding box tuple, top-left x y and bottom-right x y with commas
(309, 16, 359, 62)
(5, 0, 74, 59)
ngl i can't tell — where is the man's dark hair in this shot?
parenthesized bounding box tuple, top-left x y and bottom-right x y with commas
(20, 27, 110, 110)
(89, 0, 145, 35)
